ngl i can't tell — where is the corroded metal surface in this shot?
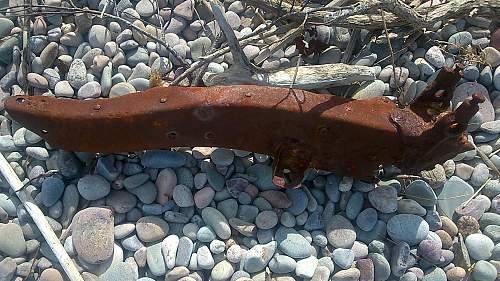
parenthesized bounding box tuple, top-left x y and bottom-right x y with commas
(5, 65, 482, 188)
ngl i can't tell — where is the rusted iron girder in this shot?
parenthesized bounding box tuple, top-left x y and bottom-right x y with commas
(5, 65, 482, 188)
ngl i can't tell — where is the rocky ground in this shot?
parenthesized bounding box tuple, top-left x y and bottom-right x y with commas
(0, 0, 499, 281)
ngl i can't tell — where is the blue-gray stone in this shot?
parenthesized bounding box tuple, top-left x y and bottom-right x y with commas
(96, 155, 122, 181)
(391, 241, 411, 277)
(41, 176, 65, 207)
(368, 253, 391, 281)
(422, 267, 446, 281)
(286, 188, 308, 215)
(246, 164, 276, 190)
(217, 199, 238, 219)
(244, 241, 276, 273)
(123, 173, 150, 189)
(479, 66, 493, 86)
(175, 236, 193, 266)
(0, 193, 18, 216)
(253, 197, 272, 210)
(257, 229, 274, 244)
(332, 248, 354, 269)
(77, 174, 110, 200)
(472, 260, 497, 281)
(197, 226, 217, 242)
(126, 47, 149, 67)
(437, 176, 474, 218)
(346, 192, 364, 220)
(122, 234, 144, 251)
(238, 192, 252, 204)
(237, 205, 259, 223)
(387, 214, 429, 246)
(268, 255, 297, 273)
(356, 208, 378, 232)
(405, 180, 437, 207)
(206, 168, 225, 191)
(465, 233, 494, 260)
(304, 210, 324, 231)
(142, 204, 165, 215)
(463, 65, 480, 81)
(57, 151, 83, 178)
(100, 262, 137, 281)
(141, 150, 186, 168)
(122, 162, 143, 176)
(146, 243, 165, 276)
(448, 32, 473, 53)
(356, 220, 387, 244)
(175, 167, 194, 189)
(275, 226, 311, 259)
(202, 207, 231, 240)
(325, 174, 341, 202)
(130, 181, 157, 204)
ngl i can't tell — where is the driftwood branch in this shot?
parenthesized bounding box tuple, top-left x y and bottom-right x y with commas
(0, 154, 83, 281)
(203, 63, 376, 89)
(243, 0, 500, 29)
(201, 0, 376, 89)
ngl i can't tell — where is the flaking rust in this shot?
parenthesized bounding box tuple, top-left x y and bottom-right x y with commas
(5, 65, 483, 188)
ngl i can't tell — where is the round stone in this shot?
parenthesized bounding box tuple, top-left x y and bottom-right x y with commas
(109, 82, 136, 98)
(194, 187, 215, 209)
(172, 184, 194, 207)
(332, 248, 355, 269)
(269, 254, 297, 273)
(67, 59, 87, 89)
(243, 241, 276, 273)
(457, 215, 480, 236)
(210, 148, 234, 166)
(88, 25, 112, 49)
(465, 233, 494, 260)
(472, 260, 497, 281)
(54, 80, 74, 97)
(255, 211, 278, 230)
(201, 207, 231, 240)
(387, 214, 430, 246)
(72, 207, 114, 264)
(368, 186, 398, 213)
(405, 180, 437, 207)
(275, 226, 311, 259)
(77, 81, 101, 99)
(106, 190, 137, 213)
(356, 208, 378, 231)
(446, 267, 466, 281)
(136, 216, 169, 243)
(425, 46, 445, 68)
(422, 267, 446, 281)
(41, 176, 65, 207)
(77, 174, 110, 200)
(211, 260, 234, 281)
(0, 223, 26, 257)
(325, 215, 356, 248)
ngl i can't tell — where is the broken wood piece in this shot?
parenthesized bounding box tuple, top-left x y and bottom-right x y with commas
(0, 154, 83, 281)
(203, 63, 377, 89)
(243, 0, 500, 29)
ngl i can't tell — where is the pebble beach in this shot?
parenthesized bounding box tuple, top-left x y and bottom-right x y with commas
(0, 0, 500, 281)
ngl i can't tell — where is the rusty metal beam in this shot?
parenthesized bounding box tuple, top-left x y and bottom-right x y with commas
(4, 65, 482, 188)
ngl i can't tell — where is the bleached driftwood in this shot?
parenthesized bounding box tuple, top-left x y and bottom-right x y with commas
(202, 0, 376, 89)
(243, 0, 500, 29)
(204, 63, 376, 89)
(0, 154, 84, 281)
